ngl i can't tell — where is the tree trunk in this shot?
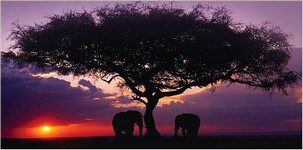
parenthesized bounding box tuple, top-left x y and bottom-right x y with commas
(144, 97, 161, 139)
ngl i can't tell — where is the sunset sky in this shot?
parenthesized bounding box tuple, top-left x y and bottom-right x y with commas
(1, 1, 302, 138)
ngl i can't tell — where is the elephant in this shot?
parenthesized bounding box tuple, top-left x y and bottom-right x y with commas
(112, 110, 143, 138)
(174, 113, 200, 138)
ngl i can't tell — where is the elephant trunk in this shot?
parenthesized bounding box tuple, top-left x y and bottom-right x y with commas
(174, 116, 181, 136)
(174, 123, 180, 136)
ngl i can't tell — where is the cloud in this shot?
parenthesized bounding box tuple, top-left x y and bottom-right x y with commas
(1, 48, 301, 137)
(154, 47, 301, 134)
(1, 65, 140, 137)
(79, 79, 99, 93)
(153, 82, 302, 134)
(153, 48, 302, 134)
(78, 79, 112, 100)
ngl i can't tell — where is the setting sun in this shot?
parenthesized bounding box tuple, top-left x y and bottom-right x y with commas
(41, 126, 50, 132)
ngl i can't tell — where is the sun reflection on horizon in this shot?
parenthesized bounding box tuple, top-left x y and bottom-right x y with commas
(41, 125, 50, 132)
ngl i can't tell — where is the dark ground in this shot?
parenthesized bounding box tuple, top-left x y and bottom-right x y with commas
(1, 135, 302, 149)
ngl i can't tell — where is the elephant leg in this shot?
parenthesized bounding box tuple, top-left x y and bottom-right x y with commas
(113, 126, 124, 139)
(193, 127, 199, 136)
(114, 129, 121, 137)
(113, 125, 121, 137)
(175, 115, 182, 137)
(187, 125, 199, 137)
(174, 125, 180, 136)
(193, 123, 200, 136)
(187, 130, 195, 137)
(130, 126, 134, 136)
(125, 126, 134, 137)
(125, 130, 131, 136)
(182, 127, 186, 137)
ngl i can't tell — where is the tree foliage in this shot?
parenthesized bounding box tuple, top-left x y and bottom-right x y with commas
(3, 3, 299, 96)
(2, 2, 300, 137)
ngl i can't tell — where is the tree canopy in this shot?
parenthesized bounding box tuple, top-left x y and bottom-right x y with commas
(2, 2, 300, 137)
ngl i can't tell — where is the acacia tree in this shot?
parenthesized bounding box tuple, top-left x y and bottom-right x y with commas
(2, 3, 300, 138)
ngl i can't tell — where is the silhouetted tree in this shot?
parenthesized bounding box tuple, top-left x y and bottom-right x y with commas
(2, 2, 300, 138)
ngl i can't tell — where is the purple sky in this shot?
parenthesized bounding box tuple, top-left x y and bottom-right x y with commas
(1, 1, 302, 137)
(1, 1, 302, 50)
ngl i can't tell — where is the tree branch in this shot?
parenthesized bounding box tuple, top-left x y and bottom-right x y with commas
(157, 72, 235, 98)
(118, 72, 146, 97)
(131, 95, 147, 105)
(101, 75, 120, 84)
(158, 85, 190, 98)
(229, 78, 269, 88)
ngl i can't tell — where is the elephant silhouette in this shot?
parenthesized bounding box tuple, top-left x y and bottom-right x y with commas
(174, 113, 200, 138)
(112, 110, 143, 138)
